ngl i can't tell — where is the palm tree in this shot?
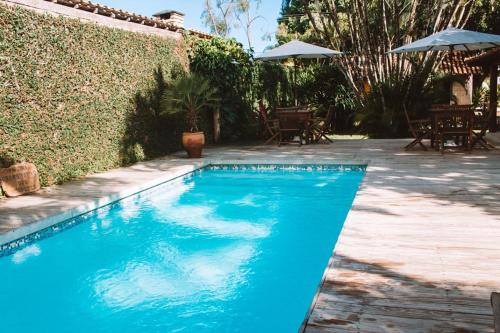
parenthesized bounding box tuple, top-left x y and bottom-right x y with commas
(161, 74, 220, 132)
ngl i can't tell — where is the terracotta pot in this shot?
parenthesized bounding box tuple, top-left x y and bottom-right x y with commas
(182, 132, 205, 158)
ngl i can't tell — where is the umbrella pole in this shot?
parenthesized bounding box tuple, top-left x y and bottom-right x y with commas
(450, 45, 454, 104)
(293, 57, 298, 106)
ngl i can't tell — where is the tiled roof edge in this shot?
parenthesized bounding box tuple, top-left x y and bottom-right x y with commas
(42, 0, 212, 38)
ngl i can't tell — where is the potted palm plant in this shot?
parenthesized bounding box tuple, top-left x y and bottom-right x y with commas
(162, 73, 219, 158)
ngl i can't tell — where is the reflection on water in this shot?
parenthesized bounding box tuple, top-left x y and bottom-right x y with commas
(148, 182, 275, 239)
(94, 243, 254, 309)
(93, 177, 266, 311)
(229, 194, 265, 207)
(12, 245, 41, 264)
(155, 204, 273, 239)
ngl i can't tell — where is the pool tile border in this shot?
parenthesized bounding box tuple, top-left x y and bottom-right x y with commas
(206, 163, 366, 172)
(0, 160, 368, 257)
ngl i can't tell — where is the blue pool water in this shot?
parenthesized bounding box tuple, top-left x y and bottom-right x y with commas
(0, 166, 364, 333)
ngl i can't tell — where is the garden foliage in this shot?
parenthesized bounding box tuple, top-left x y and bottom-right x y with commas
(0, 4, 188, 186)
(188, 37, 256, 140)
(188, 36, 357, 138)
(282, 0, 499, 137)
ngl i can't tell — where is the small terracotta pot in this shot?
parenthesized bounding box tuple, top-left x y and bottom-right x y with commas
(182, 132, 205, 158)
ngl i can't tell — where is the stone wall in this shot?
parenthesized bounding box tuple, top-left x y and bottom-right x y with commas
(452, 75, 473, 105)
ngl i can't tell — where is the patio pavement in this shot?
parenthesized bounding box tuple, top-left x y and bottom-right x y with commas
(1, 138, 500, 332)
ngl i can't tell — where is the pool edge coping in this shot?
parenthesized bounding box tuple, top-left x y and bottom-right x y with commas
(0, 161, 206, 247)
(298, 163, 368, 333)
(0, 158, 369, 248)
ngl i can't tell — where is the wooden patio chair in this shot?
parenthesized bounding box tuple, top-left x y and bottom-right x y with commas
(430, 104, 473, 150)
(258, 101, 281, 145)
(404, 105, 431, 151)
(435, 107, 474, 153)
(310, 107, 335, 143)
(492, 292, 500, 333)
(472, 105, 496, 150)
(276, 110, 308, 146)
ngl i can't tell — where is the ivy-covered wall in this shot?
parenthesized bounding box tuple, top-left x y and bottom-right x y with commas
(0, 4, 188, 187)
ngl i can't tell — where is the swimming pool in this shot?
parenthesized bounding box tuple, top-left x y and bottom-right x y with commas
(0, 165, 364, 332)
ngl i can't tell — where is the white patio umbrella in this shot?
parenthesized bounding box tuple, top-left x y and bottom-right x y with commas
(255, 40, 342, 104)
(255, 40, 342, 60)
(389, 27, 500, 53)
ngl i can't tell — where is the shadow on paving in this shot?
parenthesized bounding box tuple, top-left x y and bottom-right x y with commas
(357, 147, 500, 219)
(234, 139, 500, 219)
(305, 255, 495, 333)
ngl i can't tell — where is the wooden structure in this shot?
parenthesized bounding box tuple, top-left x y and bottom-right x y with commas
(431, 106, 474, 153)
(258, 101, 281, 145)
(310, 108, 335, 143)
(259, 104, 335, 145)
(466, 49, 500, 132)
(404, 105, 431, 151)
(472, 105, 496, 149)
(493, 293, 500, 333)
(276, 108, 312, 145)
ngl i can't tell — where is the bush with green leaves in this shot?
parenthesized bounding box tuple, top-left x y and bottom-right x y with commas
(0, 4, 187, 186)
(188, 37, 256, 140)
(296, 63, 357, 132)
(253, 61, 293, 110)
(188, 36, 360, 138)
(161, 73, 220, 132)
(355, 73, 456, 138)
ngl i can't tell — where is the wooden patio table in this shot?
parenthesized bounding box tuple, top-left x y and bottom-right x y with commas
(430, 104, 474, 152)
(275, 107, 313, 145)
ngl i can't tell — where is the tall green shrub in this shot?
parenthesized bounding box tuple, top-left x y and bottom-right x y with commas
(254, 61, 292, 110)
(0, 4, 187, 185)
(356, 73, 453, 138)
(188, 37, 255, 141)
(296, 63, 357, 132)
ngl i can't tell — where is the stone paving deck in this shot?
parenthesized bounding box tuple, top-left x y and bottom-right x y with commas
(1, 138, 500, 332)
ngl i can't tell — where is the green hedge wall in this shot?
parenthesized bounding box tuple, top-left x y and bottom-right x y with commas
(0, 4, 189, 187)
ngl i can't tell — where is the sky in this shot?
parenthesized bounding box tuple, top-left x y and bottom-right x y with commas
(96, 0, 282, 53)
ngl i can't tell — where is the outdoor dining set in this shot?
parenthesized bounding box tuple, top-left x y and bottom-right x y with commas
(259, 102, 334, 146)
(405, 103, 496, 153)
(256, 27, 499, 152)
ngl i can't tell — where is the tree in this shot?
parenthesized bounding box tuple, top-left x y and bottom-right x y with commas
(202, 0, 236, 37)
(202, 0, 266, 50)
(294, 0, 479, 136)
(161, 74, 220, 132)
(188, 37, 255, 140)
(466, 0, 500, 34)
(235, 0, 265, 51)
(302, 0, 475, 100)
(277, 0, 316, 43)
